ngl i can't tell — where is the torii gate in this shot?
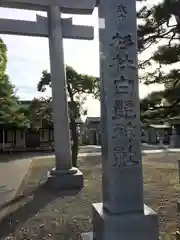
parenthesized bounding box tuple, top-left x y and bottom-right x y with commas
(0, 0, 99, 190)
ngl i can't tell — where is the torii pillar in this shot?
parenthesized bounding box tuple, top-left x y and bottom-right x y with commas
(47, 6, 82, 189)
(0, 0, 98, 190)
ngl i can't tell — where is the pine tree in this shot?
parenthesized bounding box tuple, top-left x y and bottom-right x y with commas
(37, 65, 99, 167)
(138, 0, 180, 121)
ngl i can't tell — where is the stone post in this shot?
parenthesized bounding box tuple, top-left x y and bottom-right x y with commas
(170, 125, 178, 148)
(176, 160, 180, 239)
(47, 5, 83, 190)
(82, 0, 159, 239)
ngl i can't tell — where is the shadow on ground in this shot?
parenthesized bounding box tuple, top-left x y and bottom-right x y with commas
(0, 182, 80, 239)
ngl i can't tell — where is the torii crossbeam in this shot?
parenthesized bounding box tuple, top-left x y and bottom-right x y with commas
(0, 0, 99, 14)
(0, 15, 94, 39)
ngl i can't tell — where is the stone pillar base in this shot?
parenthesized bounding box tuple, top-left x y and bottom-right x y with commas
(46, 167, 83, 190)
(82, 203, 159, 240)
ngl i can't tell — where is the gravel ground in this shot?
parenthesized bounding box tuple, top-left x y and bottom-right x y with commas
(0, 153, 179, 240)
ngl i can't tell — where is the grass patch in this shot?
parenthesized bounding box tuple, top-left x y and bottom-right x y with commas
(0, 153, 180, 239)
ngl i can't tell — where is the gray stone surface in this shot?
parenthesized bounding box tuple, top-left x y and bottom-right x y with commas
(82, 203, 159, 240)
(0, 15, 94, 39)
(48, 6, 72, 171)
(47, 168, 83, 190)
(86, 0, 159, 238)
(1, 0, 99, 14)
(98, 0, 144, 215)
(50, 167, 78, 176)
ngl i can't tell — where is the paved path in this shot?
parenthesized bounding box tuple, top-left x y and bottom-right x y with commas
(0, 157, 32, 220)
(79, 145, 180, 157)
(2, 145, 179, 160)
(78, 149, 180, 157)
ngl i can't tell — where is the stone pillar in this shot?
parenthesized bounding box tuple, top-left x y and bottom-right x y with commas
(82, 0, 159, 239)
(170, 125, 179, 148)
(47, 5, 83, 190)
(176, 160, 180, 239)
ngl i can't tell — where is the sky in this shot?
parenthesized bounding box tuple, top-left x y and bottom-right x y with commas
(0, 0, 163, 118)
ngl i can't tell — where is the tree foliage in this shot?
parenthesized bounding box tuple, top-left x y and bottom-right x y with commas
(22, 98, 53, 129)
(38, 66, 99, 99)
(0, 38, 29, 128)
(37, 65, 99, 166)
(138, 0, 180, 122)
(0, 38, 7, 77)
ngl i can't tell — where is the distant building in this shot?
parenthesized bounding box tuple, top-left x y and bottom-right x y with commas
(83, 117, 101, 145)
(168, 116, 180, 147)
(2, 100, 180, 152)
(0, 100, 84, 152)
(83, 117, 173, 145)
(145, 124, 171, 144)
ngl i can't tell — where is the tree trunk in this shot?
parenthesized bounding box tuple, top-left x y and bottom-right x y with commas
(70, 118, 79, 167)
(66, 83, 79, 167)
